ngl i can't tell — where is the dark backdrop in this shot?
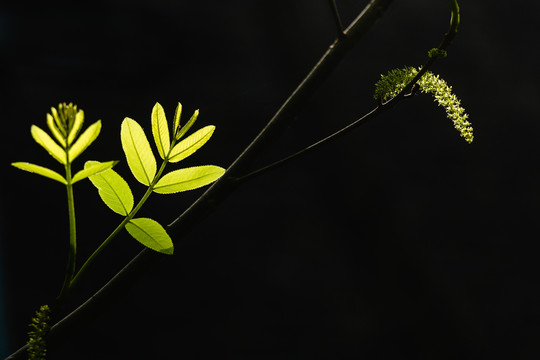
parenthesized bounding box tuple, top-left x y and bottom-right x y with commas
(1, 0, 539, 359)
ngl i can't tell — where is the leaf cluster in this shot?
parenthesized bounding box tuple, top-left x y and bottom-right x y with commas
(85, 102, 225, 254)
(12, 103, 116, 184)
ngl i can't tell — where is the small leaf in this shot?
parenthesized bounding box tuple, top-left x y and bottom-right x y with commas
(125, 218, 173, 255)
(151, 102, 170, 159)
(11, 162, 67, 184)
(85, 160, 134, 215)
(67, 110, 85, 146)
(168, 125, 215, 163)
(31, 125, 67, 164)
(153, 165, 225, 194)
(46, 113, 66, 148)
(175, 109, 199, 141)
(121, 118, 157, 186)
(72, 160, 118, 184)
(172, 102, 182, 137)
(68, 120, 101, 162)
(50, 107, 65, 136)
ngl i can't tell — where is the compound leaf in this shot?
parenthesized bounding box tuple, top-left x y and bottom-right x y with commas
(72, 160, 117, 184)
(68, 120, 101, 162)
(151, 102, 170, 160)
(11, 162, 67, 184)
(121, 118, 156, 186)
(125, 218, 173, 255)
(168, 125, 215, 163)
(85, 160, 134, 216)
(153, 165, 225, 194)
(31, 125, 66, 164)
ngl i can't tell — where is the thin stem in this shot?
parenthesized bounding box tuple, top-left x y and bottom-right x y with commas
(328, 0, 345, 36)
(385, 0, 460, 106)
(236, 106, 381, 183)
(70, 159, 169, 290)
(57, 161, 76, 302)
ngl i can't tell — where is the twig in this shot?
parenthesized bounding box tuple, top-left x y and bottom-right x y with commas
(328, 0, 345, 37)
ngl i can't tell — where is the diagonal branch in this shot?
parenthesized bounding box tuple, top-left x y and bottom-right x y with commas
(6, 1, 394, 358)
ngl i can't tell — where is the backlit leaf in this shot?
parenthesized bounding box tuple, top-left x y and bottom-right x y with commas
(72, 160, 117, 184)
(31, 125, 66, 164)
(85, 160, 133, 215)
(11, 162, 67, 184)
(153, 165, 225, 194)
(68, 120, 101, 162)
(125, 218, 173, 255)
(46, 113, 66, 148)
(151, 102, 170, 159)
(67, 110, 85, 146)
(168, 125, 215, 163)
(172, 102, 182, 137)
(175, 109, 199, 141)
(121, 118, 156, 186)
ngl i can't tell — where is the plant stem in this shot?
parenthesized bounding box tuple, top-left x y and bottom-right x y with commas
(57, 161, 76, 302)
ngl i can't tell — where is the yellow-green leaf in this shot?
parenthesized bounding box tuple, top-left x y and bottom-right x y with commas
(46, 113, 66, 148)
(121, 118, 157, 186)
(151, 102, 170, 160)
(153, 165, 225, 194)
(68, 120, 101, 162)
(172, 102, 182, 137)
(72, 160, 118, 184)
(175, 109, 199, 141)
(11, 162, 67, 184)
(67, 110, 85, 146)
(125, 218, 173, 255)
(31, 125, 67, 164)
(168, 125, 215, 163)
(85, 160, 133, 215)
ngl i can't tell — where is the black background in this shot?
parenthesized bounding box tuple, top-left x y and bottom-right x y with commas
(1, 0, 539, 359)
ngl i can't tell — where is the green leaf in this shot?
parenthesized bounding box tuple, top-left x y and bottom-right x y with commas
(125, 218, 173, 255)
(67, 110, 84, 146)
(153, 165, 225, 194)
(172, 102, 182, 137)
(31, 125, 67, 164)
(11, 162, 67, 184)
(175, 109, 199, 141)
(151, 102, 170, 160)
(85, 160, 134, 215)
(50, 107, 65, 136)
(168, 125, 215, 163)
(68, 120, 101, 162)
(72, 160, 118, 184)
(121, 118, 157, 186)
(46, 113, 66, 148)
